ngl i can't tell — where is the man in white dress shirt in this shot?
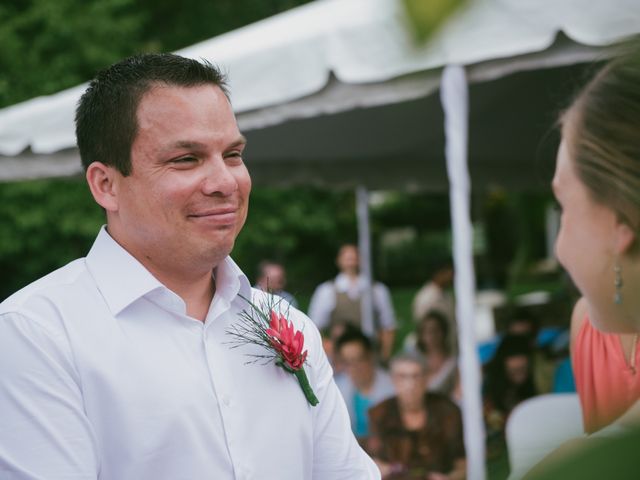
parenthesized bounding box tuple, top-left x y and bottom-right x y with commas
(308, 244, 396, 362)
(0, 53, 379, 480)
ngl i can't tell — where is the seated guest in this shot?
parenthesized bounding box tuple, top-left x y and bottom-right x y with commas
(483, 334, 537, 458)
(335, 328, 395, 442)
(320, 321, 349, 375)
(367, 353, 466, 480)
(415, 309, 458, 397)
(505, 307, 556, 394)
(412, 260, 455, 325)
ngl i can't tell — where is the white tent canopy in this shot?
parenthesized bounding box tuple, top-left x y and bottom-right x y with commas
(1, 0, 639, 186)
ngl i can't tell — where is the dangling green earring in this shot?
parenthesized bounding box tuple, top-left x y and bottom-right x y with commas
(614, 262, 623, 305)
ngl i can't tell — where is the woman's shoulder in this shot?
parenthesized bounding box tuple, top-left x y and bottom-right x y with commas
(570, 297, 590, 346)
(368, 396, 398, 422)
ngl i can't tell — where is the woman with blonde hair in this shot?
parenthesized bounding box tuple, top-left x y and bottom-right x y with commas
(524, 42, 640, 478)
(552, 43, 640, 435)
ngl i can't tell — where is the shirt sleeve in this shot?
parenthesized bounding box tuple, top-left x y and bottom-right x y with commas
(304, 318, 381, 479)
(307, 282, 334, 330)
(0, 310, 99, 479)
(372, 283, 396, 330)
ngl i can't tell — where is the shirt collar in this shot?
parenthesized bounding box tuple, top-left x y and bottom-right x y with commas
(86, 226, 252, 317)
(86, 226, 166, 316)
(213, 255, 252, 306)
(334, 273, 364, 292)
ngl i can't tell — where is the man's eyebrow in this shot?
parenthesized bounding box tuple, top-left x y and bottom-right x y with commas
(160, 136, 247, 153)
(229, 135, 247, 148)
(161, 141, 207, 153)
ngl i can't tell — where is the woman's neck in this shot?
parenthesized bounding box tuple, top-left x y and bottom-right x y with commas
(354, 371, 375, 394)
(399, 396, 424, 414)
(400, 403, 426, 430)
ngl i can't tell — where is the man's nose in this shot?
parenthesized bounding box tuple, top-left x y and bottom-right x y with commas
(202, 157, 238, 196)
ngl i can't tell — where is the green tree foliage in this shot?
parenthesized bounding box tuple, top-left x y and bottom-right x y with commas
(0, 0, 313, 108)
(138, 0, 313, 53)
(0, 178, 104, 299)
(402, 0, 468, 43)
(0, 0, 147, 108)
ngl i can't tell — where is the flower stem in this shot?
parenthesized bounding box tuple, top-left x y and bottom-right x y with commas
(294, 368, 319, 406)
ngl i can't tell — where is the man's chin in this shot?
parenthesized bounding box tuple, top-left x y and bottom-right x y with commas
(204, 238, 236, 264)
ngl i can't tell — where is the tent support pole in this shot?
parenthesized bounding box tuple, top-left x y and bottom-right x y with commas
(441, 65, 486, 480)
(356, 185, 375, 337)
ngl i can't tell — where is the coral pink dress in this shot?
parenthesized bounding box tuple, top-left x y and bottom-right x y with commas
(573, 318, 640, 433)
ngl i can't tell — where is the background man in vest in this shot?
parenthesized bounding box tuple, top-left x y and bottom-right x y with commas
(308, 244, 396, 362)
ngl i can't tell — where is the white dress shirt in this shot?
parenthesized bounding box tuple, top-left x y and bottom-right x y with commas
(0, 227, 380, 480)
(307, 273, 396, 337)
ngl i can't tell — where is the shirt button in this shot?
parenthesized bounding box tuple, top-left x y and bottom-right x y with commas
(222, 394, 230, 406)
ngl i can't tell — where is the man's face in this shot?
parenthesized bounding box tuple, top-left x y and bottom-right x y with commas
(339, 342, 374, 387)
(337, 246, 359, 274)
(107, 84, 251, 276)
(262, 264, 286, 291)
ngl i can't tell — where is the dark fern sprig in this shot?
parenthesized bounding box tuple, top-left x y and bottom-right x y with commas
(225, 293, 290, 365)
(225, 292, 319, 406)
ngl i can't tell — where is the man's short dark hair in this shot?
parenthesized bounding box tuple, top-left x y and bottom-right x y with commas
(75, 53, 228, 175)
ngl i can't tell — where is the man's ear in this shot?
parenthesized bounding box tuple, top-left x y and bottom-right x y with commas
(614, 220, 636, 255)
(86, 162, 120, 212)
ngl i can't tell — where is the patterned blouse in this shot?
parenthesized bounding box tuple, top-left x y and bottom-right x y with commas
(367, 393, 465, 479)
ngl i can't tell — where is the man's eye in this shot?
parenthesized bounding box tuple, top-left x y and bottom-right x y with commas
(173, 156, 197, 163)
(225, 151, 244, 162)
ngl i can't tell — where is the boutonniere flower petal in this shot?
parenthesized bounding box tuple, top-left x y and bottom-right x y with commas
(226, 294, 319, 406)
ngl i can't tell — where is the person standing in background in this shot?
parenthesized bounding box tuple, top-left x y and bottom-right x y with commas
(308, 244, 396, 362)
(254, 259, 298, 308)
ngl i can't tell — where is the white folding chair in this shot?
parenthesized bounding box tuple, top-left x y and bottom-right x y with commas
(505, 393, 583, 479)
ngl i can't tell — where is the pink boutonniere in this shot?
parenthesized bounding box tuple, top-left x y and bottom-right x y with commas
(226, 295, 319, 406)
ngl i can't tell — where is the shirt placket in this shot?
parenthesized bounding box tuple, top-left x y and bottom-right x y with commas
(202, 299, 253, 480)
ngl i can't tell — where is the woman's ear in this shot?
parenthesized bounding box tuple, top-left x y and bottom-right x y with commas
(614, 220, 636, 255)
(86, 162, 120, 212)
